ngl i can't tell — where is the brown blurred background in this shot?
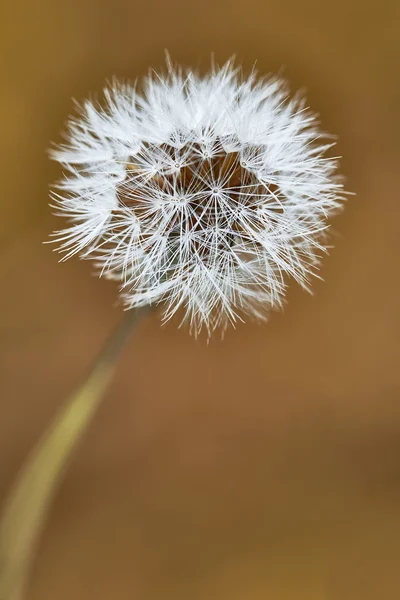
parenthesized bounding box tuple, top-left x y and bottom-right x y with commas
(1, 1, 400, 598)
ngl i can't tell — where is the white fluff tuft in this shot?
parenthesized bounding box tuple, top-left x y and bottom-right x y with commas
(50, 58, 345, 336)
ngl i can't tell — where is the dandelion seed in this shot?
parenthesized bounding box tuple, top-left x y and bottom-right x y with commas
(50, 58, 345, 336)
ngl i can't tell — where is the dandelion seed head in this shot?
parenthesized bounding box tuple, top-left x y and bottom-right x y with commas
(50, 58, 346, 336)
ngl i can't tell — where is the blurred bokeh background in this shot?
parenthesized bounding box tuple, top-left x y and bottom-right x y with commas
(1, 1, 399, 598)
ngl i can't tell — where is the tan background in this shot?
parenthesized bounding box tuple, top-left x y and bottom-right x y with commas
(1, 0, 400, 598)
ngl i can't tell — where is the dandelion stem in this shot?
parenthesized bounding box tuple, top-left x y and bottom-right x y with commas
(0, 305, 151, 600)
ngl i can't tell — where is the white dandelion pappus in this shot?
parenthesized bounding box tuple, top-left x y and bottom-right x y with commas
(50, 58, 345, 336)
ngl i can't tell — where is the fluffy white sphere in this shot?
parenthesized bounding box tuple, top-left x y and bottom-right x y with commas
(50, 58, 345, 335)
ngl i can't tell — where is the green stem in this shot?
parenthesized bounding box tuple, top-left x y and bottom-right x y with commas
(0, 306, 150, 600)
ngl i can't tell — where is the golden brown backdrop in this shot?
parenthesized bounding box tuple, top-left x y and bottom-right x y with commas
(1, 0, 400, 598)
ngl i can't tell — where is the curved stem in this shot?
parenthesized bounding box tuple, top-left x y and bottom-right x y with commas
(0, 306, 150, 600)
